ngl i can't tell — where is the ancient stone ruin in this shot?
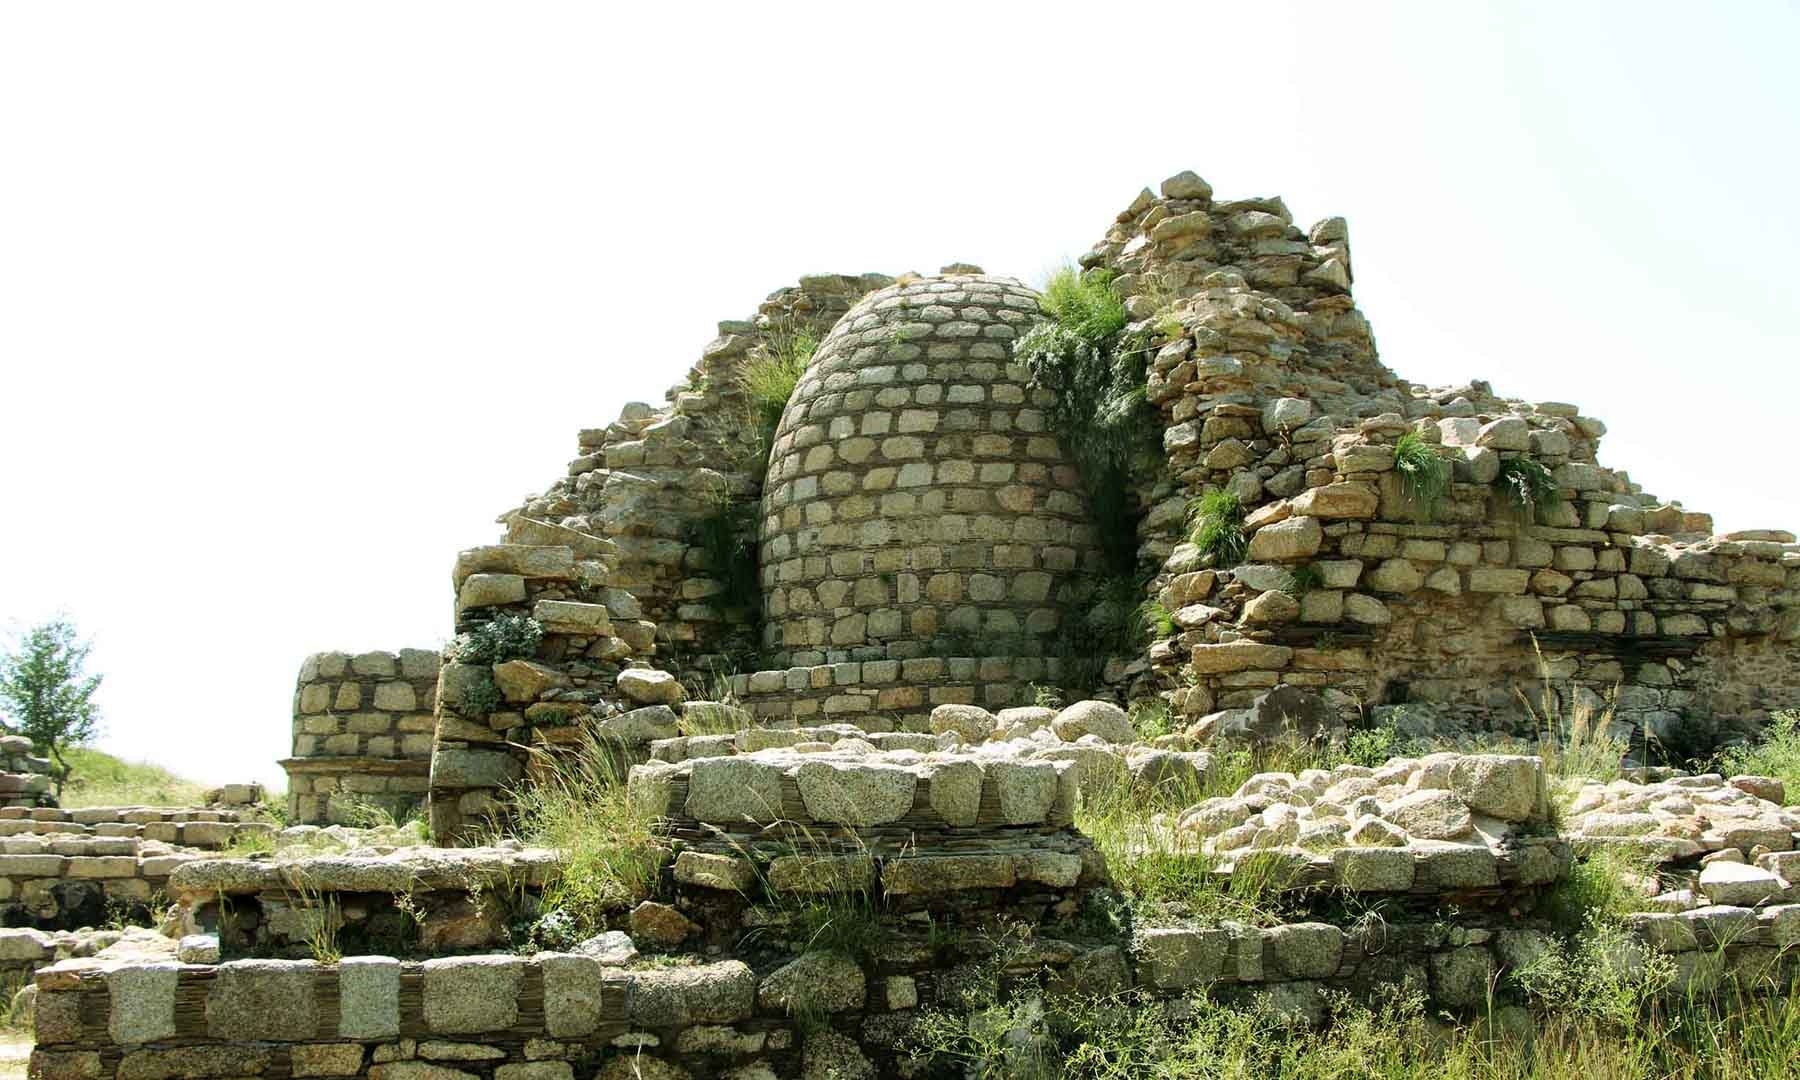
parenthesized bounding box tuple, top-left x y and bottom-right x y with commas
(18, 170, 1800, 1080)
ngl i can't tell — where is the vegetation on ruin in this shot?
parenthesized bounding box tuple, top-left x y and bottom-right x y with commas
(1281, 562, 1324, 597)
(1017, 266, 1161, 577)
(447, 613, 544, 665)
(1187, 489, 1247, 568)
(1717, 708, 1800, 803)
(912, 964, 1800, 1080)
(500, 732, 662, 937)
(58, 748, 206, 808)
(1493, 456, 1563, 524)
(739, 321, 818, 452)
(1392, 431, 1450, 522)
(688, 487, 763, 620)
(918, 784, 1798, 1080)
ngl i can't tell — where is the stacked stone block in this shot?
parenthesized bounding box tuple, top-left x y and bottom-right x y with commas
(0, 834, 239, 929)
(512, 273, 891, 673)
(1080, 170, 1800, 753)
(429, 517, 670, 844)
(723, 654, 1069, 730)
(759, 273, 1103, 668)
(0, 734, 54, 808)
(284, 650, 440, 826)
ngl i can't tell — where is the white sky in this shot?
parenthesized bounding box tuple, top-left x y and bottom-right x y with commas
(2, 2, 1797, 788)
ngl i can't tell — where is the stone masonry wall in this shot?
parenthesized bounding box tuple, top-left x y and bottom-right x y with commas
(284, 651, 440, 827)
(1079, 170, 1800, 753)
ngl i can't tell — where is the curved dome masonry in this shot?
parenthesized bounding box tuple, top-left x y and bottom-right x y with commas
(757, 272, 1103, 677)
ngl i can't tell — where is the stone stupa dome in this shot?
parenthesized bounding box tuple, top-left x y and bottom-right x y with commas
(758, 272, 1103, 665)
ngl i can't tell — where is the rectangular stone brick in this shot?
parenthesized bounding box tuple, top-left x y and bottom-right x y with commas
(422, 955, 523, 1034)
(339, 956, 401, 1039)
(206, 959, 320, 1041)
(66, 857, 136, 879)
(540, 953, 605, 1038)
(291, 1044, 367, 1077)
(107, 963, 179, 1044)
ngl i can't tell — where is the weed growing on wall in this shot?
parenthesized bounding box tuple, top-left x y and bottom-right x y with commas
(1017, 267, 1160, 577)
(1187, 489, 1247, 568)
(689, 487, 762, 619)
(1493, 457, 1562, 524)
(448, 614, 543, 664)
(740, 323, 818, 452)
(501, 732, 663, 935)
(1392, 431, 1449, 522)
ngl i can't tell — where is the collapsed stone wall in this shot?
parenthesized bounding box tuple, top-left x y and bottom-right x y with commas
(511, 273, 893, 674)
(0, 734, 55, 808)
(416, 170, 1800, 843)
(1077, 171, 1800, 753)
(0, 808, 272, 931)
(285, 651, 441, 826)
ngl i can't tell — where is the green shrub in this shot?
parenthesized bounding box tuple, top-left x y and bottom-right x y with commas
(1536, 846, 1660, 934)
(1017, 267, 1158, 576)
(1493, 457, 1562, 523)
(1718, 709, 1800, 803)
(1342, 719, 1411, 768)
(448, 614, 542, 664)
(1187, 490, 1246, 568)
(1137, 599, 1177, 640)
(1392, 431, 1450, 522)
(1282, 563, 1324, 596)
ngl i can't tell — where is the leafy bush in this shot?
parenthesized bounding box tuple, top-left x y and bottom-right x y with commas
(1017, 267, 1159, 576)
(1493, 457, 1562, 523)
(448, 614, 543, 665)
(1392, 432, 1449, 522)
(1717, 709, 1800, 803)
(1187, 489, 1247, 568)
(1342, 720, 1411, 768)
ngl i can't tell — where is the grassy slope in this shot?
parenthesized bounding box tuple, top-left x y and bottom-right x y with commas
(56, 747, 207, 808)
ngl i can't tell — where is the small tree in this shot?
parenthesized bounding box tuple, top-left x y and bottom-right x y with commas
(0, 618, 102, 797)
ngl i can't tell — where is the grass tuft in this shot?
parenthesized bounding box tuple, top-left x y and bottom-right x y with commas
(1392, 431, 1450, 522)
(499, 731, 664, 936)
(1717, 709, 1800, 803)
(1187, 490, 1246, 568)
(1494, 457, 1562, 524)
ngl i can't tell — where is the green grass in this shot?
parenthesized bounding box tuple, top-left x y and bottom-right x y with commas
(1392, 431, 1450, 522)
(740, 324, 817, 445)
(1017, 266, 1157, 577)
(58, 747, 207, 807)
(499, 732, 665, 936)
(1717, 709, 1800, 803)
(911, 975, 1800, 1080)
(1494, 457, 1562, 523)
(1188, 490, 1247, 568)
